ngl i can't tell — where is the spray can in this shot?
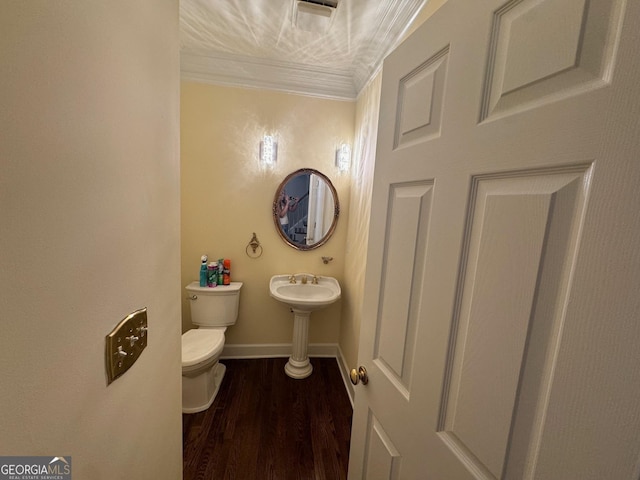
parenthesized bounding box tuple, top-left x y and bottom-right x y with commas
(207, 262, 218, 287)
(217, 259, 224, 285)
(223, 259, 231, 285)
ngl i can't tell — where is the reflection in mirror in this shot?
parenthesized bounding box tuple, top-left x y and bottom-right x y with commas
(273, 169, 339, 250)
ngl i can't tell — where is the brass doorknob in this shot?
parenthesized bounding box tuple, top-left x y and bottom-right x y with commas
(350, 366, 368, 385)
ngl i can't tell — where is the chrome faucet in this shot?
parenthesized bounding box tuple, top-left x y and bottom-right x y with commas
(301, 275, 308, 284)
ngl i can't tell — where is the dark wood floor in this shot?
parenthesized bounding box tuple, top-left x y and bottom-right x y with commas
(183, 357, 353, 480)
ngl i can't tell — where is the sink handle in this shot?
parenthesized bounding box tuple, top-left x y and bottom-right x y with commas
(288, 275, 297, 284)
(311, 275, 319, 284)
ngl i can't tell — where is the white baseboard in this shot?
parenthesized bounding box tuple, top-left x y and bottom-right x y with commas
(336, 344, 355, 406)
(221, 343, 337, 359)
(221, 343, 354, 406)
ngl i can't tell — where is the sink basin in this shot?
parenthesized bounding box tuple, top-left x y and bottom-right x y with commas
(270, 274, 341, 311)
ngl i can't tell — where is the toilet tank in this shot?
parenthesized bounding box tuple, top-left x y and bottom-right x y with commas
(186, 281, 243, 327)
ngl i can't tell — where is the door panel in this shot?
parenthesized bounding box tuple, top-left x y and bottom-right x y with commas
(363, 413, 402, 480)
(481, 0, 624, 121)
(375, 182, 433, 394)
(395, 47, 449, 147)
(349, 0, 640, 478)
(439, 167, 592, 479)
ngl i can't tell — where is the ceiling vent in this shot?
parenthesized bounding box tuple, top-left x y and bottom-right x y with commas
(293, 0, 338, 33)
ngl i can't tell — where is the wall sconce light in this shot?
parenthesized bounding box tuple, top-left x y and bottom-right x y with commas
(336, 143, 351, 172)
(260, 135, 277, 166)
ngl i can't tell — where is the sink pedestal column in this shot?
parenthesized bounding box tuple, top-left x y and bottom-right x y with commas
(285, 309, 313, 379)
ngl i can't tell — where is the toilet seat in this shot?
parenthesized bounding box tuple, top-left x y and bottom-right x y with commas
(182, 329, 225, 368)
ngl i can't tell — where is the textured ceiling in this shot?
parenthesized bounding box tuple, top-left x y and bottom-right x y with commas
(180, 0, 426, 99)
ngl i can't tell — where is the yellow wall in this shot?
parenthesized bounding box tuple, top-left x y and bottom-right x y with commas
(338, 74, 382, 370)
(181, 82, 355, 346)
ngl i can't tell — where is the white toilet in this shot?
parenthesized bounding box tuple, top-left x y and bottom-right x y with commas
(182, 281, 242, 414)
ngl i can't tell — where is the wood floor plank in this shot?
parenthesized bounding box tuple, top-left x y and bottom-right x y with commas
(183, 357, 352, 480)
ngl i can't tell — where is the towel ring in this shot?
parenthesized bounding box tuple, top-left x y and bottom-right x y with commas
(246, 232, 263, 258)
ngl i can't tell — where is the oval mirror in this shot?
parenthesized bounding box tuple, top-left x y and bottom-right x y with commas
(272, 169, 339, 250)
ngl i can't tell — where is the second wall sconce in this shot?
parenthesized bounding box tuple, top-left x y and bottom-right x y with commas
(260, 135, 277, 166)
(336, 143, 351, 172)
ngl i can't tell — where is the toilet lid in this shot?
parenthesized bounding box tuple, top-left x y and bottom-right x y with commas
(182, 329, 225, 368)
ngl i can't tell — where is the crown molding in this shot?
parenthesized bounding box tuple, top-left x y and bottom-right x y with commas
(179, 0, 425, 100)
(181, 49, 357, 100)
(352, 0, 426, 90)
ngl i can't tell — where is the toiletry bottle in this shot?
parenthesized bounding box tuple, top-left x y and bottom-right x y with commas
(223, 259, 231, 285)
(207, 262, 217, 287)
(199, 255, 208, 287)
(217, 259, 224, 285)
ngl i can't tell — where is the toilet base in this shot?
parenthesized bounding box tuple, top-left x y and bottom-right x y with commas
(182, 362, 226, 414)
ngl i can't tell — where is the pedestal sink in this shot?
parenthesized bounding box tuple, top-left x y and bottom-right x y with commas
(270, 274, 341, 379)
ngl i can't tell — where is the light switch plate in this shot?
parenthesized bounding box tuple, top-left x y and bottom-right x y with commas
(105, 307, 148, 385)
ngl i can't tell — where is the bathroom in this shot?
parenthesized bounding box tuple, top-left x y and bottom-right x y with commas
(3, 1, 640, 479)
(180, 82, 358, 373)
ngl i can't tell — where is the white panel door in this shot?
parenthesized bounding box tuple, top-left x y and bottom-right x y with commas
(349, 0, 640, 479)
